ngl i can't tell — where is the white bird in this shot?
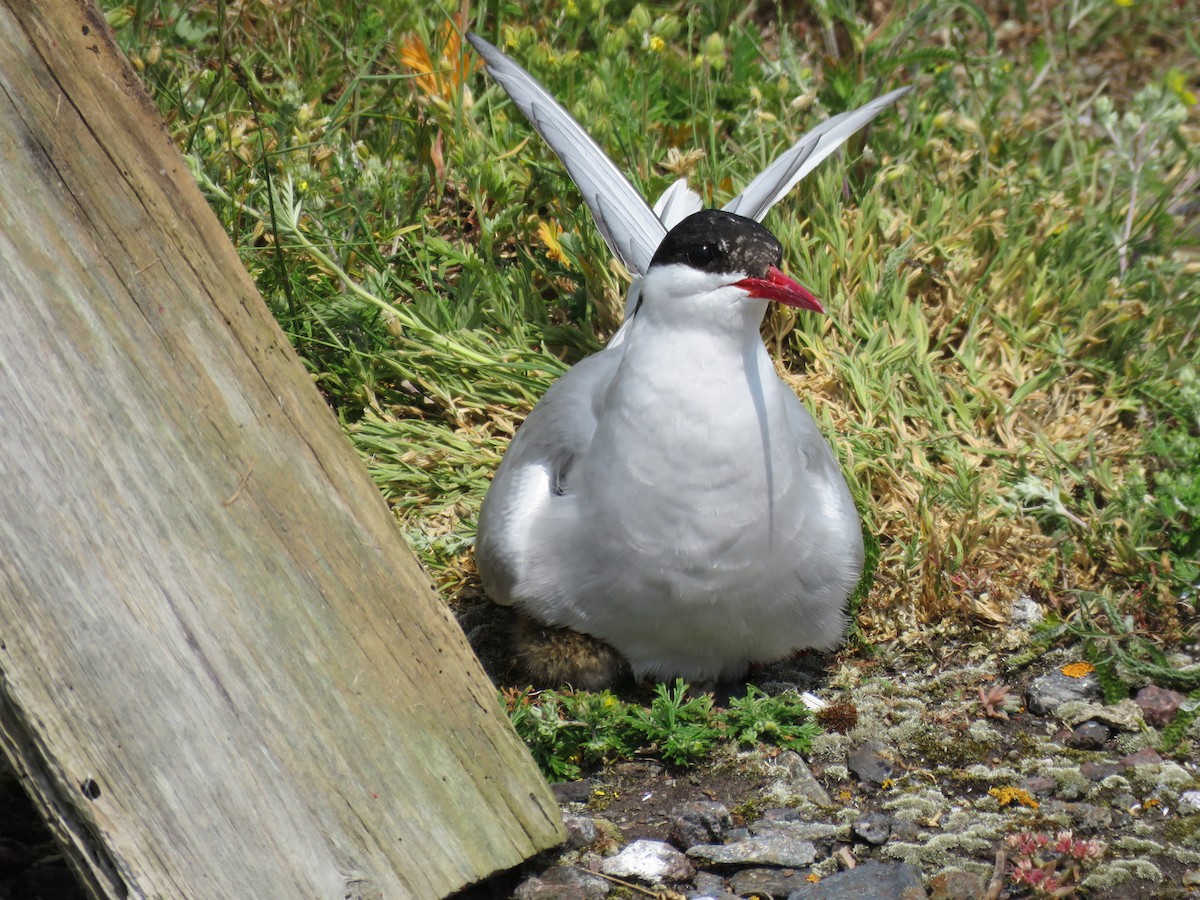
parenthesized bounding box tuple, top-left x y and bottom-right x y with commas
(468, 33, 908, 687)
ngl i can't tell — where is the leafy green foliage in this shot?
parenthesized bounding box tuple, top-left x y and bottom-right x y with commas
(504, 681, 817, 781)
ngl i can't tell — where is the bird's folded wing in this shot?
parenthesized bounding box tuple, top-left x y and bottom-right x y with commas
(467, 33, 666, 276)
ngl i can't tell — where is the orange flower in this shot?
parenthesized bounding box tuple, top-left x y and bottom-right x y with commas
(398, 13, 478, 103)
(1060, 661, 1095, 678)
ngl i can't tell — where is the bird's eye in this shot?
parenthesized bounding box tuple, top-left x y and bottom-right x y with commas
(687, 243, 716, 267)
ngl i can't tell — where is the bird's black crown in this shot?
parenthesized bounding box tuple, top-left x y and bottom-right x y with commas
(649, 209, 783, 279)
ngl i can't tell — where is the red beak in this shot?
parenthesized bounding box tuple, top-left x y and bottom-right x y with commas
(734, 266, 824, 314)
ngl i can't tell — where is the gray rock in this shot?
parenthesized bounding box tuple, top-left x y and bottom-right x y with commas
(776, 750, 834, 806)
(1120, 747, 1162, 767)
(852, 812, 892, 845)
(1025, 670, 1101, 715)
(1135, 684, 1186, 727)
(751, 820, 841, 843)
(729, 867, 814, 897)
(1066, 720, 1110, 749)
(1179, 790, 1200, 815)
(552, 779, 596, 804)
(928, 869, 987, 899)
(600, 839, 694, 885)
(687, 832, 818, 867)
(514, 866, 611, 900)
(1019, 774, 1058, 795)
(1009, 595, 1044, 628)
(786, 861, 927, 898)
(669, 800, 731, 848)
(847, 741, 894, 788)
(1081, 760, 1123, 781)
(689, 870, 736, 899)
(562, 812, 598, 848)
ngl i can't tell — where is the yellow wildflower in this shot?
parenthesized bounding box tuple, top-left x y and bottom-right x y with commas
(649, 35, 665, 53)
(537, 220, 571, 268)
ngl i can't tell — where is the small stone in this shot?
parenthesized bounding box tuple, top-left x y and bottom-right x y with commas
(1080, 760, 1123, 781)
(515, 866, 610, 900)
(552, 779, 596, 804)
(1135, 684, 1186, 728)
(890, 818, 921, 842)
(562, 812, 599, 848)
(776, 750, 834, 806)
(600, 839, 694, 885)
(1179, 790, 1200, 815)
(847, 741, 894, 788)
(669, 800, 731, 849)
(687, 832, 818, 867)
(690, 870, 734, 898)
(1063, 801, 1114, 833)
(730, 867, 813, 897)
(785, 860, 927, 898)
(1025, 670, 1101, 715)
(762, 807, 804, 822)
(1009, 595, 1044, 629)
(928, 869, 987, 900)
(1019, 775, 1058, 796)
(1066, 720, 1110, 750)
(750, 820, 841, 843)
(852, 812, 892, 845)
(1120, 747, 1162, 767)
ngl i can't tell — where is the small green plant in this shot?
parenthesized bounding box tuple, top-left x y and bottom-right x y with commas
(503, 680, 818, 780)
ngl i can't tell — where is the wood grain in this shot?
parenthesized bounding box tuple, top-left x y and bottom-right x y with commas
(0, 1, 564, 896)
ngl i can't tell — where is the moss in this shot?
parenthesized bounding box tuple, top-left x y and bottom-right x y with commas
(1162, 813, 1200, 848)
(1081, 858, 1163, 891)
(909, 730, 997, 770)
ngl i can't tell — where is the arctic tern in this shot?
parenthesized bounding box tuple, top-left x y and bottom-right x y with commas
(468, 33, 909, 687)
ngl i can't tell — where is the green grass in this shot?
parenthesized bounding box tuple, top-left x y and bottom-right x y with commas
(106, 2, 1198, 667)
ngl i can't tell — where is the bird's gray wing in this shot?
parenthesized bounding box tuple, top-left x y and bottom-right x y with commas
(468, 33, 666, 276)
(724, 86, 912, 222)
(474, 349, 623, 604)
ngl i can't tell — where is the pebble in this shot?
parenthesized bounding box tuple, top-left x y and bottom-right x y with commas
(669, 801, 731, 849)
(690, 870, 737, 899)
(751, 820, 841, 843)
(928, 869, 986, 899)
(1009, 594, 1044, 629)
(1081, 760, 1124, 781)
(552, 779, 596, 804)
(1019, 774, 1058, 795)
(1135, 685, 1186, 728)
(847, 741, 894, 788)
(729, 867, 813, 897)
(687, 832, 818, 867)
(514, 866, 610, 900)
(600, 839, 693, 885)
(1025, 670, 1101, 715)
(785, 861, 927, 898)
(1066, 720, 1110, 750)
(776, 750, 835, 806)
(561, 812, 598, 848)
(1120, 747, 1162, 767)
(852, 812, 892, 845)
(1179, 790, 1200, 815)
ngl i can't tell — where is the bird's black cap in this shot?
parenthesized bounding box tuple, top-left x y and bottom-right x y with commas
(649, 209, 783, 278)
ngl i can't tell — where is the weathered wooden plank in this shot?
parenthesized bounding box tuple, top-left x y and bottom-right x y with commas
(0, 1, 564, 897)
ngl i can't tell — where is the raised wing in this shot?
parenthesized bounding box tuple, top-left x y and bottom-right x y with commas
(468, 33, 666, 276)
(724, 86, 912, 222)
